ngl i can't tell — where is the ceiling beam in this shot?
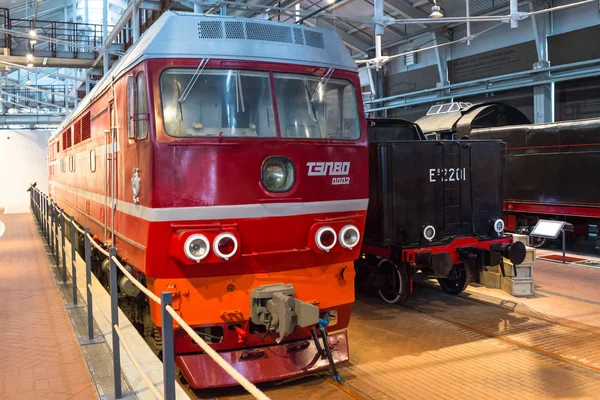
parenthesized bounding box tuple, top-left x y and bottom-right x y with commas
(311, 19, 370, 54)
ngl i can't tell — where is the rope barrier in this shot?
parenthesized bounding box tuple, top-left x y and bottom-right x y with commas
(165, 305, 270, 400)
(73, 223, 86, 235)
(112, 257, 162, 305)
(86, 233, 110, 257)
(114, 325, 163, 400)
(32, 190, 270, 400)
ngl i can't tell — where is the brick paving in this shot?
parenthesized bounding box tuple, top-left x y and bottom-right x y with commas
(343, 295, 600, 400)
(0, 212, 98, 400)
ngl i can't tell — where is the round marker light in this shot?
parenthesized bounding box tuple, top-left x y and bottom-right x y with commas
(214, 232, 238, 260)
(493, 219, 505, 234)
(340, 225, 360, 249)
(316, 226, 337, 252)
(262, 156, 295, 193)
(184, 234, 210, 262)
(423, 225, 436, 242)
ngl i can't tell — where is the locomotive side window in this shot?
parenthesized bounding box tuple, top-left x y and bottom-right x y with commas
(160, 68, 275, 137)
(136, 72, 149, 139)
(127, 76, 135, 139)
(273, 73, 360, 140)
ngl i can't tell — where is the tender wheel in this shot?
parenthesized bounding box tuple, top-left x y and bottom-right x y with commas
(438, 264, 470, 295)
(529, 236, 547, 248)
(375, 259, 408, 304)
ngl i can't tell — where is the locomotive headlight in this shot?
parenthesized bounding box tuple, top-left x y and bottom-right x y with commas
(262, 156, 295, 193)
(316, 226, 337, 252)
(423, 225, 436, 242)
(214, 232, 238, 260)
(184, 234, 210, 262)
(340, 225, 360, 249)
(493, 219, 505, 234)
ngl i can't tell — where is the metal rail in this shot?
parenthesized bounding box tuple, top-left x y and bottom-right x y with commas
(28, 186, 271, 400)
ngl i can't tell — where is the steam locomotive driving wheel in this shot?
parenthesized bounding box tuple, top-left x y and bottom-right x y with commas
(437, 264, 471, 295)
(375, 259, 409, 304)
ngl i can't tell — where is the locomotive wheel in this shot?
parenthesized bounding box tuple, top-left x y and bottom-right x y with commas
(530, 236, 547, 248)
(375, 259, 408, 304)
(438, 264, 470, 295)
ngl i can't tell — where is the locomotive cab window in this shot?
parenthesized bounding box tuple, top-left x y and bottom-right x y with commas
(128, 72, 149, 140)
(273, 73, 360, 140)
(160, 68, 275, 138)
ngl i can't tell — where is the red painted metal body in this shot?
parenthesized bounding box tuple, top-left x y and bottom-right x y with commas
(47, 55, 368, 388)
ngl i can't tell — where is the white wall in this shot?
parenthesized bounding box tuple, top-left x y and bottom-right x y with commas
(0, 130, 51, 212)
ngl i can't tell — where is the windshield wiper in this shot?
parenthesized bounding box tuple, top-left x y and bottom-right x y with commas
(310, 67, 334, 103)
(303, 77, 317, 122)
(235, 71, 245, 113)
(178, 58, 210, 103)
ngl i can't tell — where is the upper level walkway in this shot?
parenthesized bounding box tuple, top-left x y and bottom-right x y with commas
(0, 209, 98, 400)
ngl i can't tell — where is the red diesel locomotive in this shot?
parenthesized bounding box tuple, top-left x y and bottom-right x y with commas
(47, 12, 368, 388)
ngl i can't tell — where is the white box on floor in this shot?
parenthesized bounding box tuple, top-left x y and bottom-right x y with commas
(523, 246, 536, 264)
(501, 276, 535, 296)
(501, 259, 533, 279)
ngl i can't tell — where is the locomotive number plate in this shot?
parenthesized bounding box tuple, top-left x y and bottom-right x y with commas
(429, 167, 467, 182)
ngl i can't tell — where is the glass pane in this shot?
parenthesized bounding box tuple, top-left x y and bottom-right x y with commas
(128, 76, 135, 139)
(136, 72, 148, 139)
(439, 104, 452, 113)
(427, 105, 442, 115)
(160, 69, 275, 137)
(273, 73, 360, 140)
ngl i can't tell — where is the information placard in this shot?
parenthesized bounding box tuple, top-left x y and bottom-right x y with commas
(530, 220, 566, 239)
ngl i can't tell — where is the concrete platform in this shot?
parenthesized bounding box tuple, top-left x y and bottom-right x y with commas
(0, 211, 98, 400)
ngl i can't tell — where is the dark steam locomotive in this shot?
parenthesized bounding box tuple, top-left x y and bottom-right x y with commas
(356, 118, 526, 303)
(416, 102, 600, 250)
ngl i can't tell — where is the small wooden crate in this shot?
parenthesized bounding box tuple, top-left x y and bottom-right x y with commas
(501, 276, 535, 296)
(480, 270, 502, 289)
(511, 233, 530, 247)
(523, 246, 536, 264)
(501, 259, 533, 279)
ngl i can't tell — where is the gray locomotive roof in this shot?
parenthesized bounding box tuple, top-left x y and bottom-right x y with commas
(53, 11, 356, 138)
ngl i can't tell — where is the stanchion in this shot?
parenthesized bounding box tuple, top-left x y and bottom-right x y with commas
(53, 203, 59, 261)
(68, 216, 79, 307)
(85, 229, 94, 340)
(109, 247, 122, 399)
(161, 292, 175, 400)
(61, 210, 67, 283)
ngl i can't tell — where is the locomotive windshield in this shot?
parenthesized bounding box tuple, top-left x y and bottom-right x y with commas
(273, 73, 360, 140)
(161, 68, 276, 137)
(160, 68, 360, 140)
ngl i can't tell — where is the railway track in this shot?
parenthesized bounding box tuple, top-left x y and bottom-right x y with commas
(404, 285, 600, 376)
(179, 370, 370, 400)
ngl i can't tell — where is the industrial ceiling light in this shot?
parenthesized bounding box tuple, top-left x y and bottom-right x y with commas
(429, 0, 444, 18)
(26, 53, 33, 61)
(29, 29, 36, 38)
(27, 63, 33, 68)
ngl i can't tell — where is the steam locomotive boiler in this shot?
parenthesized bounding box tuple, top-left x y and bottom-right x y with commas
(47, 12, 368, 388)
(357, 119, 525, 303)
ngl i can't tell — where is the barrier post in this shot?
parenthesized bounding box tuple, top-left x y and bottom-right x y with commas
(61, 210, 67, 283)
(70, 216, 78, 306)
(109, 247, 122, 399)
(161, 292, 175, 400)
(41, 194, 45, 236)
(49, 200, 54, 254)
(53, 203, 59, 261)
(85, 228, 94, 341)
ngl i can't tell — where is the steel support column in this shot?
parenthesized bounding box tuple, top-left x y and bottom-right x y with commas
(531, 2, 553, 123)
(103, 0, 109, 74)
(133, 1, 140, 42)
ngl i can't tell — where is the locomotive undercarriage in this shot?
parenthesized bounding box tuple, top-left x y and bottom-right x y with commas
(357, 239, 525, 304)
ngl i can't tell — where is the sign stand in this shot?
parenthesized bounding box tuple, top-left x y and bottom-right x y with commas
(530, 220, 567, 263)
